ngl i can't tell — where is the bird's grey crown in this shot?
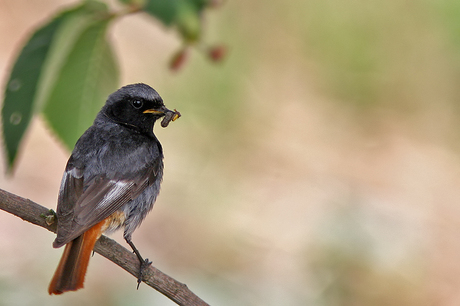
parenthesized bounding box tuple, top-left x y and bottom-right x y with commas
(106, 83, 163, 106)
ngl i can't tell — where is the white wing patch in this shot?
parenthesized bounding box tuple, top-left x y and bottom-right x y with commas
(95, 180, 135, 211)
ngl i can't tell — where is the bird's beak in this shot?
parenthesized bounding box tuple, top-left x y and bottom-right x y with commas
(143, 106, 169, 115)
(144, 106, 181, 127)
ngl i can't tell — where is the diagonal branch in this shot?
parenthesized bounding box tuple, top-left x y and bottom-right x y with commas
(0, 188, 209, 306)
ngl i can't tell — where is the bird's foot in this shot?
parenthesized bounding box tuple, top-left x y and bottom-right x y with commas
(137, 258, 152, 289)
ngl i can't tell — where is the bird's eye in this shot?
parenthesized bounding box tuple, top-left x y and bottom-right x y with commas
(131, 100, 143, 109)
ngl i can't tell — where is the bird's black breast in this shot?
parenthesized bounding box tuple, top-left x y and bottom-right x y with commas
(70, 120, 163, 181)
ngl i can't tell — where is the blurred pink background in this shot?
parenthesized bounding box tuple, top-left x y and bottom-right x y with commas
(1, 0, 460, 305)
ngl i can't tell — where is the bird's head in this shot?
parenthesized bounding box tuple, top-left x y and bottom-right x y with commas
(100, 83, 179, 135)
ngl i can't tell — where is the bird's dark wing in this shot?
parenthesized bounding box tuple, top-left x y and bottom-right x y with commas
(53, 158, 160, 248)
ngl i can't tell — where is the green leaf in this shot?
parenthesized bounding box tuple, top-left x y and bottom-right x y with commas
(2, 14, 64, 172)
(143, 0, 205, 42)
(117, 0, 146, 5)
(35, 1, 111, 112)
(188, 0, 210, 11)
(43, 19, 118, 151)
(1, 1, 111, 172)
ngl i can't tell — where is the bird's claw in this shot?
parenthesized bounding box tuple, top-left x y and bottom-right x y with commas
(136, 258, 152, 289)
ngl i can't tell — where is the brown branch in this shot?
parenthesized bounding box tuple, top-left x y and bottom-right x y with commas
(0, 188, 209, 306)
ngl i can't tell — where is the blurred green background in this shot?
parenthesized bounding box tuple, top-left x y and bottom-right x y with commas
(1, 0, 460, 305)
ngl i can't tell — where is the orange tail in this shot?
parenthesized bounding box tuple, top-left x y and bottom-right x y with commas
(48, 221, 105, 295)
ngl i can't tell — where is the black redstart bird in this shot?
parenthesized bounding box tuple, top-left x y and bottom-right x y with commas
(48, 83, 180, 295)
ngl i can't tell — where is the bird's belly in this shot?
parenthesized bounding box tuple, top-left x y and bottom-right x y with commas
(101, 211, 126, 234)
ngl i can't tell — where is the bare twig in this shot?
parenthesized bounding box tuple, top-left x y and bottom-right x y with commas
(0, 188, 209, 306)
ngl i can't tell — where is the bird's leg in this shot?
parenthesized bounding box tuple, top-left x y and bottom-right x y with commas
(125, 238, 152, 289)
